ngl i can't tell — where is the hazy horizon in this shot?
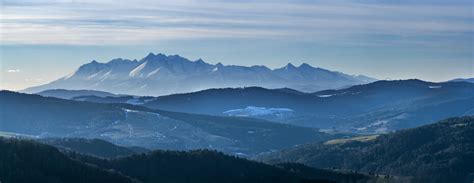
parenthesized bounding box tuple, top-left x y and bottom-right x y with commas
(1, 0, 473, 90)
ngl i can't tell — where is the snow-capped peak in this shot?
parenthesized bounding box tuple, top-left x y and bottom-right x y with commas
(23, 52, 377, 96)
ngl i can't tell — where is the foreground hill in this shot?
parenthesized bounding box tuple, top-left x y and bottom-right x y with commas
(40, 138, 148, 159)
(22, 53, 375, 96)
(0, 138, 371, 183)
(0, 90, 330, 156)
(260, 117, 474, 183)
(71, 147, 370, 183)
(0, 138, 135, 183)
(142, 79, 474, 133)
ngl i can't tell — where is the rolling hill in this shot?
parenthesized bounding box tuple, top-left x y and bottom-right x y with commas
(0, 90, 331, 156)
(141, 79, 474, 133)
(0, 137, 372, 183)
(0, 138, 135, 183)
(260, 117, 474, 183)
(449, 78, 474, 83)
(39, 138, 149, 159)
(36, 89, 118, 99)
(51, 80, 474, 133)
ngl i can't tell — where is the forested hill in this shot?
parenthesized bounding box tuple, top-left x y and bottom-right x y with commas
(0, 137, 371, 183)
(0, 90, 330, 155)
(261, 116, 474, 183)
(0, 138, 135, 183)
(39, 138, 149, 159)
(73, 148, 373, 183)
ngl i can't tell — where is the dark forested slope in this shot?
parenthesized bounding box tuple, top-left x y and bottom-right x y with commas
(261, 117, 474, 183)
(40, 138, 148, 159)
(71, 149, 371, 183)
(0, 138, 371, 183)
(0, 138, 135, 183)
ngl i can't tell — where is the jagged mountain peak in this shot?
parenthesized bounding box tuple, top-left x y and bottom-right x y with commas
(298, 63, 313, 69)
(195, 58, 205, 63)
(108, 58, 135, 64)
(144, 52, 156, 59)
(250, 65, 271, 71)
(22, 52, 376, 96)
(284, 63, 297, 70)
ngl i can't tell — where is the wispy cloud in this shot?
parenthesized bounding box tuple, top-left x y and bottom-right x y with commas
(6, 69, 21, 73)
(24, 78, 43, 82)
(0, 0, 472, 46)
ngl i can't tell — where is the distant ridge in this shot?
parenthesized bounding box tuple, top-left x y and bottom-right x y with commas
(142, 79, 474, 133)
(0, 90, 330, 155)
(36, 89, 117, 99)
(22, 53, 376, 96)
(449, 77, 474, 83)
(50, 80, 474, 133)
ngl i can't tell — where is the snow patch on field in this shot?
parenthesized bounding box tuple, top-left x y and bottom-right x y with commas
(123, 108, 140, 113)
(223, 106, 293, 117)
(122, 108, 160, 117)
(317, 94, 334, 98)
(126, 97, 145, 105)
(317, 92, 358, 98)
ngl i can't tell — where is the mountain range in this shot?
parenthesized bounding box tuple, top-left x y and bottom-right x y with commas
(5, 51, 473, 182)
(22, 53, 376, 96)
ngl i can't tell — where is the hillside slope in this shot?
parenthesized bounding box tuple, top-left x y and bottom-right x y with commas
(36, 89, 117, 99)
(261, 117, 474, 183)
(0, 138, 135, 183)
(0, 137, 373, 183)
(72, 149, 371, 183)
(40, 138, 148, 159)
(143, 80, 474, 133)
(0, 90, 330, 156)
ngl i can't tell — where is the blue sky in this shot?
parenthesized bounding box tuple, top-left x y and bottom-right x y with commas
(0, 0, 473, 90)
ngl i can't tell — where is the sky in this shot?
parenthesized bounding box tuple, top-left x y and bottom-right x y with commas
(0, 0, 473, 90)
